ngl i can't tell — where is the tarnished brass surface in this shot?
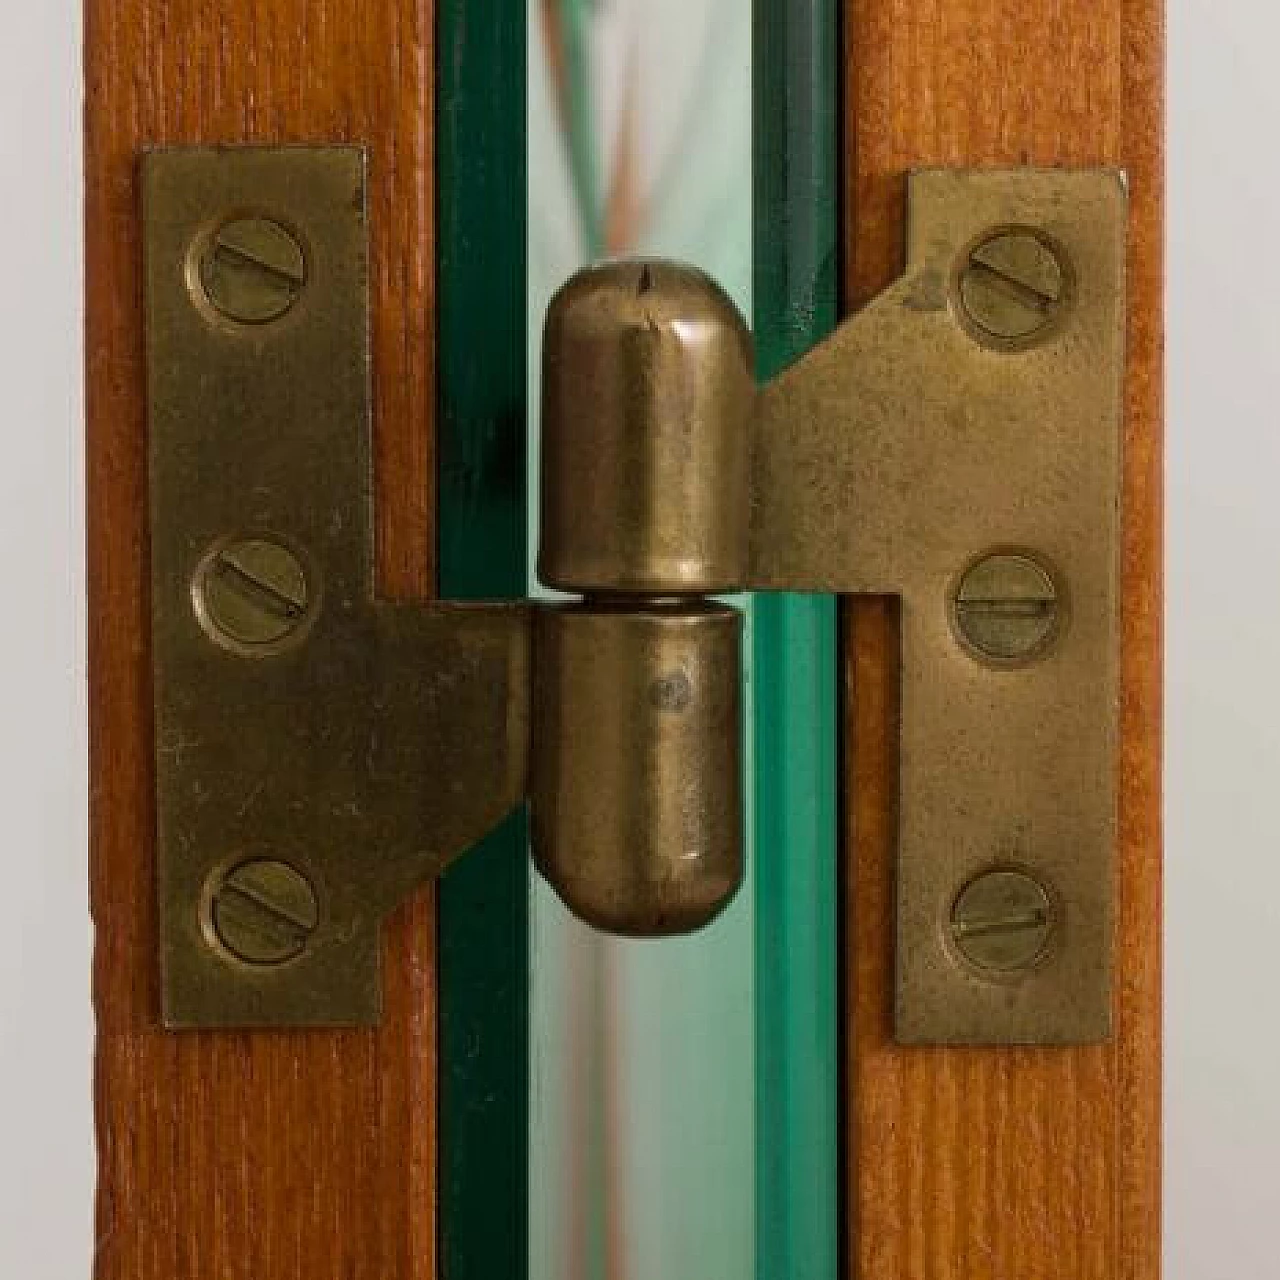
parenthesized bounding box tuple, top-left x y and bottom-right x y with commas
(148, 153, 1122, 1041)
(146, 148, 529, 1026)
(539, 260, 755, 594)
(531, 602, 743, 934)
(751, 170, 1125, 1042)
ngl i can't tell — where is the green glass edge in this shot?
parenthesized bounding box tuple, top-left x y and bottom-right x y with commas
(437, 2, 529, 1277)
(753, 1, 839, 1277)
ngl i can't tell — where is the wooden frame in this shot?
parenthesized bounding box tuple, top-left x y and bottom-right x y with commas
(87, 4, 440, 1276)
(841, 2, 1163, 1275)
(86, 0, 1162, 1273)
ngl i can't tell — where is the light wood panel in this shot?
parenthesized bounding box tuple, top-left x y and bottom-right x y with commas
(842, 2, 1163, 1277)
(86, 3, 437, 1277)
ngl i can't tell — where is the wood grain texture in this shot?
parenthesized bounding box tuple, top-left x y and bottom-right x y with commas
(86, 3, 437, 1278)
(842, 2, 1163, 1278)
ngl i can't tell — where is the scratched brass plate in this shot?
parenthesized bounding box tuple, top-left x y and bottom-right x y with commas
(145, 147, 529, 1026)
(147, 156, 1122, 1039)
(751, 170, 1125, 1042)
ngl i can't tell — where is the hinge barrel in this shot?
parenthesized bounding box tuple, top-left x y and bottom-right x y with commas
(147, 149, 1124, 1043)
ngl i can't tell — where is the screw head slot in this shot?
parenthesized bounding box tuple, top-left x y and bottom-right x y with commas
(197, 216, 307, 325)
(951, 551, 1061, 664)
(193, 536, 316, 654)
(207, 859, 319, 967)
(955, 227, 1072, 349)
(950, 869, 1056, 974)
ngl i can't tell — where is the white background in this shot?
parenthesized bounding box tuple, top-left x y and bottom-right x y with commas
(1165, 2, 1280, 1274)
(0, 1, 92, 1276)
(0, 1, 1272, 1276)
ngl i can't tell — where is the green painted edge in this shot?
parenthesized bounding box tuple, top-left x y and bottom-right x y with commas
(752, 1, 839, 1277)
(437, 2, 529, 1277)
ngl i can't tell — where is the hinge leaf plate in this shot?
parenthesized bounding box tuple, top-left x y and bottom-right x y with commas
(752, 169, 1125, 1042)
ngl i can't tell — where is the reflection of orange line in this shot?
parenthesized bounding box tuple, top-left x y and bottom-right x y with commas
(540, 0, 571, 143)
(604, 46, 643, 254)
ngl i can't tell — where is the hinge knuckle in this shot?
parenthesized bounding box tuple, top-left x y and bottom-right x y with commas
(148, 150, 1124, 1043)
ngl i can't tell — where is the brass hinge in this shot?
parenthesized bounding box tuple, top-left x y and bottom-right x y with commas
(146, 147, 1124, 1042)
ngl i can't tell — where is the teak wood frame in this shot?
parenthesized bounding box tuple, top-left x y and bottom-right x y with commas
(88, 4, 440, 1278)
(840, 2, 1162, 1277)
(86, 1, 1162, 1278)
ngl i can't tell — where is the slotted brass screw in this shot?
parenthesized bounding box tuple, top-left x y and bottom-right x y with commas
(951, 869, 1054, 973)
(197, 537, 311, 650)
(957, 229, 1069, 346)
(209, 859, 319, 966)
(199, 216, 306, 324)
(952, 552, 1059, 663)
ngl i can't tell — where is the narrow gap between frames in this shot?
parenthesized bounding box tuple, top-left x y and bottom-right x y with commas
(436, 1, 530, 1276)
